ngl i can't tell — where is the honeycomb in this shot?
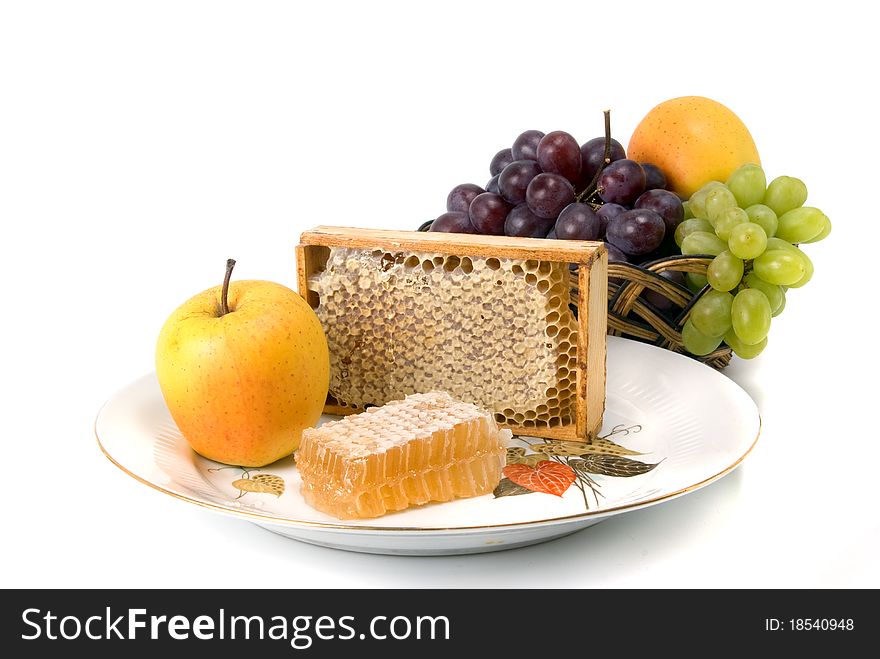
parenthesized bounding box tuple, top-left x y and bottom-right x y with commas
(309, 247, 579, 428)
(297, 391, 509, 519)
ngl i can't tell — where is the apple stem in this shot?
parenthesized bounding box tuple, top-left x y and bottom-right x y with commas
(221, 258, 236, 316)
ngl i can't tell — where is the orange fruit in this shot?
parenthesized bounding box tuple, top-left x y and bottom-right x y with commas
(627, 96, 760, 199)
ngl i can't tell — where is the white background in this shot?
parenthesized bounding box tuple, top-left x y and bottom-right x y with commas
(2, 0, 878, 588)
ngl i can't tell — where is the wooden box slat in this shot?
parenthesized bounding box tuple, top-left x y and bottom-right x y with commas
(297, 226, 607, 441)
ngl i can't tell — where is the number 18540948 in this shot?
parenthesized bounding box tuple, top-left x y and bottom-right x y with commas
(765, 619, 854, 631)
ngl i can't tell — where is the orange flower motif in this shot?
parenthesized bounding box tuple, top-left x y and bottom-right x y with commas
(502, 460, 576, 497)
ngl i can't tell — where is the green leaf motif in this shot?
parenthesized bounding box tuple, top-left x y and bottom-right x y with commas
(493, 477, 535, 498)
(506, 447, 527, 463)
(506, 447, 546, 467)
(570, 454, 658, 478)
(232, 473, 285, 497)
(584, 438, 645, 457)
(528, 441, 592, 457)
(524, 438, 645, 458)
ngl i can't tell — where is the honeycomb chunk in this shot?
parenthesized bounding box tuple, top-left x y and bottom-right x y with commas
(297, 391, 509, 519)
(309, 247, 579, 428)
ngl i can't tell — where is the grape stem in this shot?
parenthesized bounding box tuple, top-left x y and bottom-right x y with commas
(576, 109, 612, 203)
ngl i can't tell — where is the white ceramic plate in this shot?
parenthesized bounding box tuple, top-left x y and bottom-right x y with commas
(96, 337, 760, 555)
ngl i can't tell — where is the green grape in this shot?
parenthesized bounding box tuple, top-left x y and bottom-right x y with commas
(689, 181, 725, 219)
(764, 175, 808, 216)
(728, 222, 768, 260)
(743, 272, 785, 314)
(802, 216, 831, 243)
(682, 201, 694, 220)
(731, 289, 771, 345)
(776, 207, 827, 243)
(726, 163, 766, 208)
(713, 207, 749, 241)
(707, 250, 744, 292)
(786, 249, 814, 288)
(772, 294, 785, 317)
(690, 289, 734, 336)
(705, 186, 738, 225)
(745, 204, 778, 238)
(753, 249, 806, 286)
(674, 218, 713, 247)
(724, 329, 767, 359)
(682, 318, 724, 356)
(766, 237, 798, 253)
(681, 231, 728, 256)
(686, 272, 708, 293)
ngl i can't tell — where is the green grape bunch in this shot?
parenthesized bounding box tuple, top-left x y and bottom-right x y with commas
(674, 164, 831, 360)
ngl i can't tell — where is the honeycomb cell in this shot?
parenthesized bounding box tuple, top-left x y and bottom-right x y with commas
(443, 256, 461, 272)
(309, 247, 580, 428)
(297, 391, 508, 519)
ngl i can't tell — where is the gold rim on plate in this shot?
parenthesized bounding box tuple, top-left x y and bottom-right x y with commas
(95, 407, 760, 533)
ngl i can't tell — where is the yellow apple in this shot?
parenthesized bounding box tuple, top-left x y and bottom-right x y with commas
(156, 260, 329, 467)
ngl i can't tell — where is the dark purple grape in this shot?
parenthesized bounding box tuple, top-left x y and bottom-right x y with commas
(430, 211, 478, 234)
(446, 183, 485, 213)
(640, 163, 667, 191)
(597, 159, 646, 206)
(546, 228, 557, 239)
(498, 159, 542, 204)
(605, 208, 665, 256)
(604, 241, 628, 286)
(469, 192, 511, 235)
(634, 189, 684, 234)
(639, 230, 682, 262)
(636, 246, 670, 264)
(537, 131, 581, 183)
(604, 241, 628, 262)
(554, 203, 601, 240)
(662, 270, 686, 285)
(485, 174, 500, 194)
(596, 203, 626, 238)
(489, 148, 514, 176)
(504, 203, 556, 238)
(579, 137, 626, 187)
(526, 173, 575, 219)
(512, 130, 545, 161)
(641, 270, 686, 311)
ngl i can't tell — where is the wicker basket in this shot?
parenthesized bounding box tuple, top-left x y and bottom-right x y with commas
(573, 253, 733, 370)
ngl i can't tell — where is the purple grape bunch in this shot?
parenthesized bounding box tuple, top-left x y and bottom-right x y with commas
(430, 126, 684, 266)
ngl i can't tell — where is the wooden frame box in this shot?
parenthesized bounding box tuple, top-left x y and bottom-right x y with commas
(297, 226, 607, 441)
